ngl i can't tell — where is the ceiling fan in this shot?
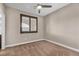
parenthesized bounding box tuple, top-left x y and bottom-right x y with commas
(34, 4, 52, 13)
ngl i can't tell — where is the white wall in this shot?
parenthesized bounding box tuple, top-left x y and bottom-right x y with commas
(45, 4, 79, 49)
(5, 6, 44, 47)
(0, 4, 5, 49)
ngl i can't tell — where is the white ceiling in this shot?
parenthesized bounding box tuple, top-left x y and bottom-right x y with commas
(5, 3, 69, 16)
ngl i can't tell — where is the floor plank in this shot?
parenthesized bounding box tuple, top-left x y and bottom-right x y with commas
(0, 40, 79, 56)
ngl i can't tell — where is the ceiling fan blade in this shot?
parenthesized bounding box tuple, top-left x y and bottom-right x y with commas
(41, 5, 52, 8)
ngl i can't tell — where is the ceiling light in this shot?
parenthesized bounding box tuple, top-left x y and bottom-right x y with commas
(37, 5, 42, 10)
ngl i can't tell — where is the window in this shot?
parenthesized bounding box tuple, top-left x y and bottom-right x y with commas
(20, 14, 38, 33)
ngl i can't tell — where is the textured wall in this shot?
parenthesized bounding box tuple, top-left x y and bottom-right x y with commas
(45, 4, 79, 49)
(5, 6, 44, 46)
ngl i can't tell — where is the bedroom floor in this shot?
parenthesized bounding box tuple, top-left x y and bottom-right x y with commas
(0, 40, 79, 56)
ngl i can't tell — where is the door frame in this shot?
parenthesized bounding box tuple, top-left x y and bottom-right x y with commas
(2, 11, 6, 49)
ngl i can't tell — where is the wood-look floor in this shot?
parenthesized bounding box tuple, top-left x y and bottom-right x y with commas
(0, 40, 79, 56)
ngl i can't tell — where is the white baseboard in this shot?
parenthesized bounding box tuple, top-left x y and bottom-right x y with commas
(6, 39, 45, 48)
(46, 39, 79, 53)
(5, 38, 79, 53)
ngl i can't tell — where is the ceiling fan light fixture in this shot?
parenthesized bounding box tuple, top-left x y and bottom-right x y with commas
(37, 5, 42, 10)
